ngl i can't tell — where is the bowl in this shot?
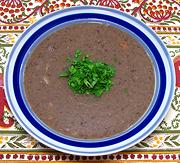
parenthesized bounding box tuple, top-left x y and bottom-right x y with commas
(4, 6, 175, 156)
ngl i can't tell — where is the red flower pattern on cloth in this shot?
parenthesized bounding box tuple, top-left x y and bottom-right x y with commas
(132, 0, 180, 23)
(132, 0, 144, 4)
(0, 0, 49, 24)
(0, 74, 14, 128)
(0, 0, 179, 24)
(96, 0, 121, 9)
(141, 1, 176, 22)
(174, 56, 180, 88)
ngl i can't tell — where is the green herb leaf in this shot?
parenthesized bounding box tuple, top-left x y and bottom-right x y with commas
(59, 50, 116, 96)
(59, 71, 69, 77)
(75, 49, 81, 58)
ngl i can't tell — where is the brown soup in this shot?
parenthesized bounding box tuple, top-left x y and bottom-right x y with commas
(24, 23, 155, 139)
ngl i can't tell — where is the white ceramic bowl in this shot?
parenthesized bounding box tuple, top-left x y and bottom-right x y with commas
(4, 6, 175, 156)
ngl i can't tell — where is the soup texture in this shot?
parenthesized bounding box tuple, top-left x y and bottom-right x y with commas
(24, 23, 155, 139)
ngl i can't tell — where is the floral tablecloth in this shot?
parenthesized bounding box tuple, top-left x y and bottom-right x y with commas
(0, 0, 180, 162)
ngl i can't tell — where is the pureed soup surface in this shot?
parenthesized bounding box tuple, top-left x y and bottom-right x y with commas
(24, 23, 155, 139)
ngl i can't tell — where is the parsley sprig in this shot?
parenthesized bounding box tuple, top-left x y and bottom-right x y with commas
(59, 50, 116, 96)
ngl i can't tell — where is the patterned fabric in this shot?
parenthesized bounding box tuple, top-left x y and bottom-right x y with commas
(0, 0, 180, 161)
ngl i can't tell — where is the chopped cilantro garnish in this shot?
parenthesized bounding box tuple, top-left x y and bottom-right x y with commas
(59, 50, 116, 96)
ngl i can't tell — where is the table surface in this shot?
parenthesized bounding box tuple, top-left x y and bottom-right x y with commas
(0, 0, 180, 162)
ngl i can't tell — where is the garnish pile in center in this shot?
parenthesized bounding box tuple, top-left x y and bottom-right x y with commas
(59, 50, 116, 96)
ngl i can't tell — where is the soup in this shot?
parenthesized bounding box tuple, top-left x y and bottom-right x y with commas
(24, 23, 155, 139)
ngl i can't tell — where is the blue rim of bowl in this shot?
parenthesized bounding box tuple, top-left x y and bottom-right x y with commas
(5, 6, 175, 155)
(18, 17, 161, 143)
